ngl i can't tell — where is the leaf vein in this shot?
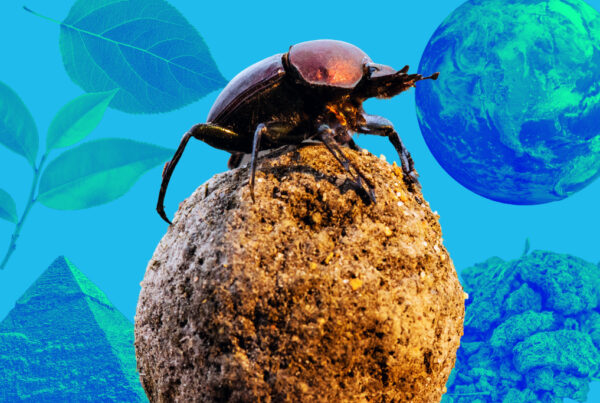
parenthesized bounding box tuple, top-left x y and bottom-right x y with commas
(99, 17, 185, 36)
(148, 37, 188, 50)
(61, 19, 223, 84)
(76, 30, 117, 89)
(71, 0, 128, 26)
(116, 44, 175, 98)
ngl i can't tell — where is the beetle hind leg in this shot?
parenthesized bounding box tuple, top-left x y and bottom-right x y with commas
(157, 123, 244, 224)
(157, 130, 193, 224)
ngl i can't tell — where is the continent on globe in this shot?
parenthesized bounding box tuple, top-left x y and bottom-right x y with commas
(416, 0, 600, 204)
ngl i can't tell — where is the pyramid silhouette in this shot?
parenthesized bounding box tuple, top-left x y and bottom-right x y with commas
(0, 256, 147, 402)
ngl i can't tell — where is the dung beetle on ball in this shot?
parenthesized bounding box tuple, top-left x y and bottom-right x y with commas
(157, 39, 439, 224)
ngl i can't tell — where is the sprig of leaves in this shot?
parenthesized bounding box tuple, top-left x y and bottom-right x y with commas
(0, 83, 173, 270)
(1, 0, 228, 270)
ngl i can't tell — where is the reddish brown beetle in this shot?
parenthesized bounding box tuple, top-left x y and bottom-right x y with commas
(157, 39, 438, 224)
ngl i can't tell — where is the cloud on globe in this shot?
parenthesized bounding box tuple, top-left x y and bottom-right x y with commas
(416, 0, 600, 204)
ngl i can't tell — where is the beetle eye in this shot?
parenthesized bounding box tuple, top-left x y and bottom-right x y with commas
(364, 63, 381, 78)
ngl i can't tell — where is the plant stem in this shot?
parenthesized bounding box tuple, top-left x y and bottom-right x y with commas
(0, 153, 48, 270)
(22, 6, 63, 25)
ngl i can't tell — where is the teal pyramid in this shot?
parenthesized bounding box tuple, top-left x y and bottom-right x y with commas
(0, 256, 147, 402)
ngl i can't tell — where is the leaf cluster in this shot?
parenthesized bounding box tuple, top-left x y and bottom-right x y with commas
(0, 85, 172, 219)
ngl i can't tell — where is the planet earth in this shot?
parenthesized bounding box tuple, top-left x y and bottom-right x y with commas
(415, 0, 600, 204)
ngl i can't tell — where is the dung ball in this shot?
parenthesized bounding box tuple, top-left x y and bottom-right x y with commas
(135, 144, 464, 402)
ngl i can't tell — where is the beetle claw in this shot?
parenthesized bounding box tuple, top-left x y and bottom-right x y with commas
(158, 209, 173, 226)
(367, 186, 376, 203)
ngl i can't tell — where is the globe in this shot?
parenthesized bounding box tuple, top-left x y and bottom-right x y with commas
(415, 0, 600, 204)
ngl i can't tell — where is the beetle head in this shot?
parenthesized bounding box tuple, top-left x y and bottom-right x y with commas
(354, 62, 439, 100)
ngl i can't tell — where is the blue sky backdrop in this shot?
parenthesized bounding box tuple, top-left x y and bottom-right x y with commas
(1, 0, 599, 400)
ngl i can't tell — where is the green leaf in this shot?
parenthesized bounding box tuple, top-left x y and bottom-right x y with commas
(0, 81, 39, 167)
(58, 0, 227, 114)
(38, 138, 173, 210)
(46, 89, 117, 152)
(0, 188, 18, 224)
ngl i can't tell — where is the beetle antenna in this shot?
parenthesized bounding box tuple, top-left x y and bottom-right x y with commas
(157, 130, 194, 224)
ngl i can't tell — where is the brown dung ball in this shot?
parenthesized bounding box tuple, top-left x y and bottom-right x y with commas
(135, 144, 464, 402)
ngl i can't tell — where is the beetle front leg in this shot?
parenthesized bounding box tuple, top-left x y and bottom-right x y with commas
(358, 114, 420, 189)
(157, 123, 243, 224)
(228, 153, 244, 169)
(249, 123, 267, 201)
(318, 125, 376, 202)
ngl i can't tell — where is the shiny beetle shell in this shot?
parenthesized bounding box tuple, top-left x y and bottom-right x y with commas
(288, 40, 370, 88)
(207, 54, 285, 123)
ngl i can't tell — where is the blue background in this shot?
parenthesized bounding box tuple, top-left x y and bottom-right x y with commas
(1, 0, 599, 400)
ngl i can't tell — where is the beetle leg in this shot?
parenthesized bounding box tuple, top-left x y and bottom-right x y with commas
(157, 123, 242, 224)
(358, 114, 420, 190)
(318, 125, 376, 202)
(348, 138, 362, 152)
(249, 123, 267, 202)
(157, 131, 192, 224)
(228, 153, 244, 169)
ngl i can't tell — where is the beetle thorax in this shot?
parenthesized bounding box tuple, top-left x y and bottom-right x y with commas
(287, 40, 368, 89)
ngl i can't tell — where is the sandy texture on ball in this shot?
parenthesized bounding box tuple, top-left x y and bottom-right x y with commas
(135, 144, 464, 402)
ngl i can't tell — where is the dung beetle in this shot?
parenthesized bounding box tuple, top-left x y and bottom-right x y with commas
(157, 39, 438, 224)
